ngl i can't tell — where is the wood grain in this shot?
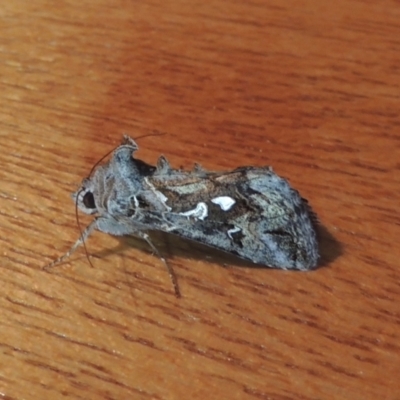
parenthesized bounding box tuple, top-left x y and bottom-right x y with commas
(1, 0, 399, 399)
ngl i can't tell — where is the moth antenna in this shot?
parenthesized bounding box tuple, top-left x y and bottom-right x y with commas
(87, 147, 116, 177)
(131, 132, 166, 141)
(75, 190, 95, 269)
(140, 232, 181, 297)
(44, 189, 96, 270)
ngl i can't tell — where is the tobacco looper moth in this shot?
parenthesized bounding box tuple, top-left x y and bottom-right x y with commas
(47, 135, 319, 296)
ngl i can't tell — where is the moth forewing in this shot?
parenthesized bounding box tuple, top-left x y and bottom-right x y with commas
(146, 166, 318, 270)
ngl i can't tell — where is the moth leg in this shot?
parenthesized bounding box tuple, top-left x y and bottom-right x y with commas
(137, 231, 180, 298)
(44, 219, 98, 270)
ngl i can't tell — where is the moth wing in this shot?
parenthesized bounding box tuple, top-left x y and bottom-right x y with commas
(144, 167, 318, 270)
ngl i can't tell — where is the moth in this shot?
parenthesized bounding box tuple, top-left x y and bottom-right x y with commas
(48, 135, 319, 296)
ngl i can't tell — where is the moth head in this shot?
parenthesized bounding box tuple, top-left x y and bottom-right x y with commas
(72, 178, 98, 215)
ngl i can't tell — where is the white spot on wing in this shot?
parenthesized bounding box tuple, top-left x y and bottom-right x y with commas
(211, 196, 236, 211)
(227, 226, 241, 240)
(157, 191, 169, 205)
(180, 202, 208, 220)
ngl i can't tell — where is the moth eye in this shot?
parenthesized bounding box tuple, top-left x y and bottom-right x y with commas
(82, 192, 96, 209)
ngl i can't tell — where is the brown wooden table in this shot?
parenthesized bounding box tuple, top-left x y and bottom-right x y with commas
(1, 1, 399, 399)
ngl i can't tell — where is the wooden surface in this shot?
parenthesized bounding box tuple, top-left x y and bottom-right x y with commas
(1, 1, 399, 399)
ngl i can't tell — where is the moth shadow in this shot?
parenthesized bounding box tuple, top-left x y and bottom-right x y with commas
(315, 223, 343, 268)
(94, 222, 342, 271)
(94, 231, 255, 269)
